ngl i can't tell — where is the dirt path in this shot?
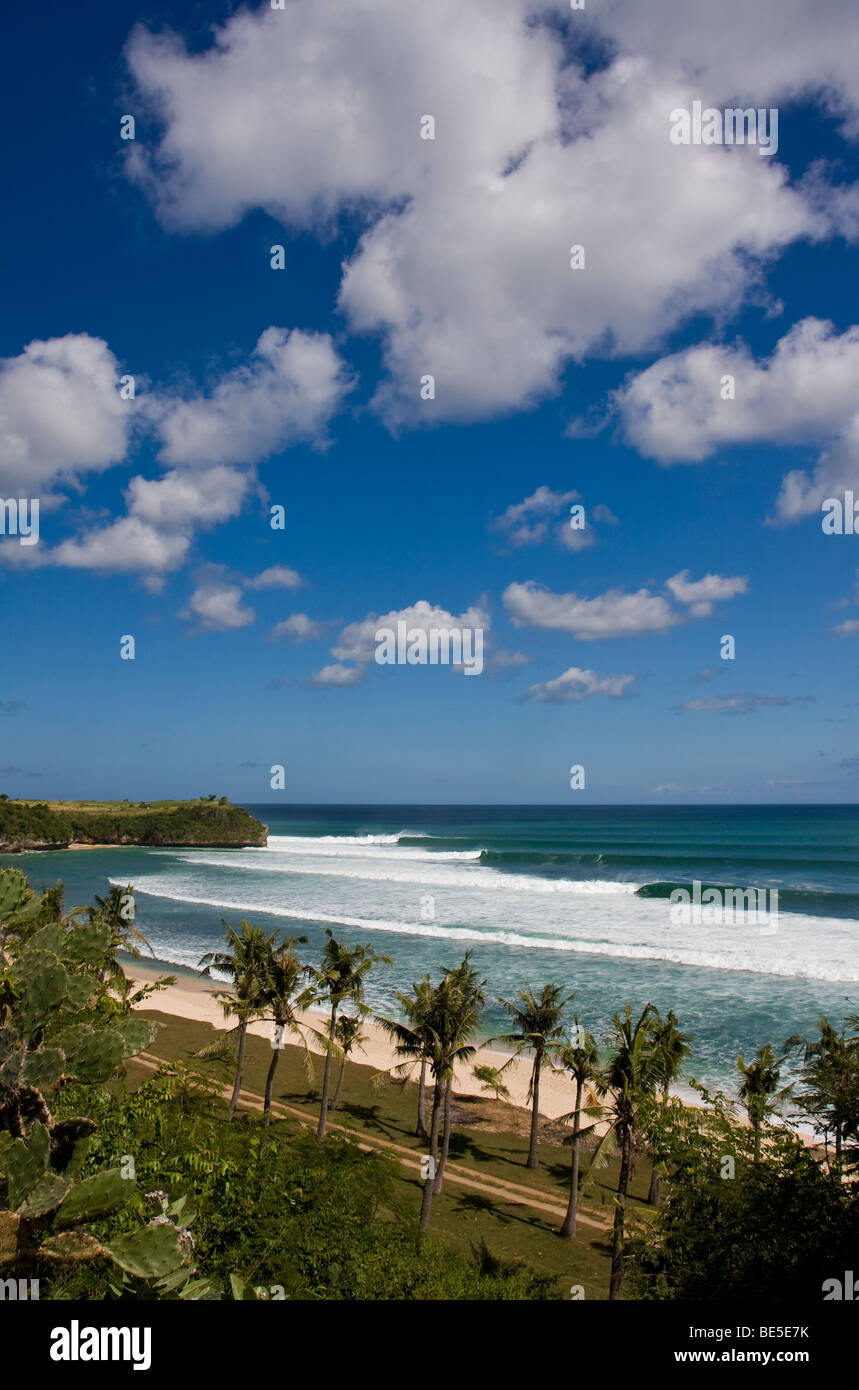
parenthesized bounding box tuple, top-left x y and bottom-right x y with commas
(135, 1051, 611, 1232)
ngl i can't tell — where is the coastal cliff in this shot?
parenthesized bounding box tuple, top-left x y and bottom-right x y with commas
(0, 797, 268, 852)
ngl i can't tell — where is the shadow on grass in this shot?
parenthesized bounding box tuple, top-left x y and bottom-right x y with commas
(447, 1132, 496, 1164)
(333, 1101, 400, 1138)
(546, 1159, 571, 1183)
(451, 1131, 546, 1175)
(279, 1089, 320, 1105)
(449, 1191, 555, 1234)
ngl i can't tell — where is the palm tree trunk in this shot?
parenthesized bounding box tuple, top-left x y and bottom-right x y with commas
(560, 1077, 583, 1238)
(419, 1078, 444, 1233)
(648, 1092, 666, 1203)
(316, 1004, 338, 1139)
(753, 1117, 761, 1164)
(647, 1164, 660, 1205)
(332, 1055, 347, 1110)
(228, 1019, 248, 1120)
(433, 1078, 453, 1194)
(527, 1050, 543, 1168)
(415, 1057, 428, 1138)
(263, 1045, 280, 1115)
(609, 1123, 632, 1300)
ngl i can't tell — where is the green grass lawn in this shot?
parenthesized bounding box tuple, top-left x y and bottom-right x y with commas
(133, 1010, 655, 1299)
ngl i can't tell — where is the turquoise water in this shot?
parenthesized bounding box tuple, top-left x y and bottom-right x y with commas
(7, 804, 859, 1092)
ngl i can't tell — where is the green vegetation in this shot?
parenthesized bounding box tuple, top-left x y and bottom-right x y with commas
(0, 797, 267, 851)
(129, 1010, 613, 1298)
(644, 1009, 691, 1205)
(791, 1016, 859, 1165)
(629, 1085, 859, 1301)
(49, 1069, 555, 1301)
(0, 868, 574, 1299)
(2, 862, 857, 1302)
(0, 866, 200, 1293)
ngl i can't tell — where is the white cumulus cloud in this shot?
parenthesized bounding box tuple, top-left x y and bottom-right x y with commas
(269, 613, 329, 643)
(246, 565, 305, 591)
(332, 598, 489, 665)
(0, 334, 133, 494)
(615, 319, 859, 464)
(153, 327, 353, 466)
(0, 328, 348, 579)
(520, 666, 638, 703)
(180, 576, 255, 631)
(665, 570, 748, 616)
(310, 663, 365, 688)
(490, 486, 580, 548)
(504, 580, 678, 639)
(124, 3, 826, 426)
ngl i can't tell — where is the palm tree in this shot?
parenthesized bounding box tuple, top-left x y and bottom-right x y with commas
(587, 1002, 661, 1300)
(432, 955, 485, 1194)
(556, 1020, 602, 1238)
(736, 1042, 792, 1162)
(791, 1017, 859, 1169)
(86, 883, 154, 996)
(310, 930, 391, 1139)
(39, 880, 66, 925)
(258, 935, 322, 1114)
(646, 1009, 691, 1204)
(331, 1010, 369, 1110)
(90, 883, 153, 956)
(198, 919, 274, 1119)
(492, 983, 574, 1169)
(420, 962, 484, 1228)
(385, 974, 436, 1137)
(91, 872, 152, 961)
(376, 955, 484, 1231)
(472, 1064, 511, 1103)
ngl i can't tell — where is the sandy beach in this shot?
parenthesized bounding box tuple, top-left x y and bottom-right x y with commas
(128, 960, 585, 1121)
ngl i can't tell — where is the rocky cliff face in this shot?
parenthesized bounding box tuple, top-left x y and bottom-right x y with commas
(0, 838, 71, 853)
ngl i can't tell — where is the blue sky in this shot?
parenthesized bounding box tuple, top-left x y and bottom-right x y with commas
(3, 0, 859, 803)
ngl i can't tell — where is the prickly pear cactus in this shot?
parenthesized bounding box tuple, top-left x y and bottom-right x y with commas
(0, 868, 191, 1288)
(1, 1122, 187, 1278)
(0, 867, 42, 939)
(103, 1224, 189, 1279)
(0, 867, 32, 919)
(229, 1272, 269, 1300)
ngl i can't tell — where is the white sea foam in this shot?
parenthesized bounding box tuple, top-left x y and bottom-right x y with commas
(166, 835, 482, 863)
(165, 850, 640, 895)
(268, 832, 408, 846)
(113, 876, 859, 984)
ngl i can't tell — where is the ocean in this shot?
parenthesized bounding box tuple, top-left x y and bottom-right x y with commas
(7, 803, 859, 1093)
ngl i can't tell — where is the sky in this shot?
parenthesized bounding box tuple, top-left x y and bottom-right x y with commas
(2, 0, 859, 804)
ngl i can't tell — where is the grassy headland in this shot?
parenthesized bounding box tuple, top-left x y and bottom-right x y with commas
(0, 795, 267, 851)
